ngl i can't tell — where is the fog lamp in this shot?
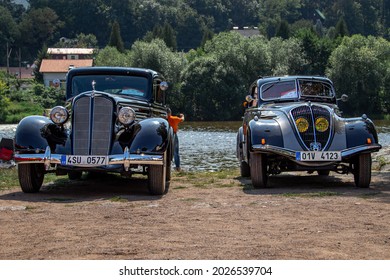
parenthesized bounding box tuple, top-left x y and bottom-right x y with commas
(50, 106, 69, 125)
(118, 107, 136, 125)
(296, 117, 309, 133)
(315, 117, 329, 132)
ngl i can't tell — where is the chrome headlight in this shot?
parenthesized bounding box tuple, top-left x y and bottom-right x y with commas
(118, 107, 136, 125)
(50, 106, 69, 125)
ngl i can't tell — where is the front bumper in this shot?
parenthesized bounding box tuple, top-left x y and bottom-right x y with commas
(14, 146, 163, 171)
(252, 143, 382, 166)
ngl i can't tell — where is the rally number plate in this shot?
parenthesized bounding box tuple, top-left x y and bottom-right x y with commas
(296, 151, 341, 161)
(61, 155, 108, 166)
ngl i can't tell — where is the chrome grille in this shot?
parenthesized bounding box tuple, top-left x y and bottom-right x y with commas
(290, 105, 332, 151)
(72, 95, 114, 155)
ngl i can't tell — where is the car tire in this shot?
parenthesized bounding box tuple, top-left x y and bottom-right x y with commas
(68, 171, 82, 180)
(250, 153, 268, 188)
(18, 163, 45, 193)
(148, 155, 167, 195)
(353, 153, 372, 188)
(240, 161, 250, 177)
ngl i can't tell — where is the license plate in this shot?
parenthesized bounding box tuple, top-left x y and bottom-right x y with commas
(296, 151, 341, 161)
(61, 155, 108, 166)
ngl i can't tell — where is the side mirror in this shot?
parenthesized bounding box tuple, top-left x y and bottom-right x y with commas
(160, 81, 168, 91)
(245, 95, 254, 103)
(337, 94, 348, 102)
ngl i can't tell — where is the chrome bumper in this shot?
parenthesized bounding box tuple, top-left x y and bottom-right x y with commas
(252, 143, 382, 165)
(14, 147, 163, 171)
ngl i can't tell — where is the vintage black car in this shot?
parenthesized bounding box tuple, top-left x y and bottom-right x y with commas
(14, 67, 174, 195)
(236, 76, 382, 188)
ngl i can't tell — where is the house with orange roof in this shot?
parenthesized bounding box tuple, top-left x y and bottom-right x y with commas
(40, 48, 94, 88)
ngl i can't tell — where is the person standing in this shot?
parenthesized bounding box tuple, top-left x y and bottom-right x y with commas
(167, 108, 184, 172)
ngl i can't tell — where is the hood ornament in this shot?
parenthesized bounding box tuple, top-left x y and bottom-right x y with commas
(91, 80, 96, 98)
(310, 142, 321, 151)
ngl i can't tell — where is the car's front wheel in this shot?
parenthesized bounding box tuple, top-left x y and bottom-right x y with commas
(250, 153, 268, 188)
(18, 163, 45, 193)
(148, 155, 168, 195)
(353, 153, 372, 188)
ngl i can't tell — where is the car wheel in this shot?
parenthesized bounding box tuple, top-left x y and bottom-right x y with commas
(250, 153, 268, 188)
(240, 161, 250, 177)
(68, 171, 82, 180)
(148, 155, 167, 195)
(317, 170, 330, 176)
(18, 163, 45, 193)
(353, 153, 372, 188)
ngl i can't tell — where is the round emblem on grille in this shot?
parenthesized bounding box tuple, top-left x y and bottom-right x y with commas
(296, 117, 309, 133)
(315, 117, 329, 132)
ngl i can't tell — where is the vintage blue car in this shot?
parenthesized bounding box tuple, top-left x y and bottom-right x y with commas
(236, 76, 382, 188)
(14, 67, 174, 195)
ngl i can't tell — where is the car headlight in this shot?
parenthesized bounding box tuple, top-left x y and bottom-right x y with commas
(118, 107, 136, 125)
(50, 106, 69, 125)
(315, 117, 329, 132)
(296, 117, 309, 133)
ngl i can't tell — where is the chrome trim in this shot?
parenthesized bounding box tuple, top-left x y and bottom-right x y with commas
(14, 146, 164, 169)
(290, 104, 333, 151)
(340, 144, 382, 158)
(252, 143, 382, 165)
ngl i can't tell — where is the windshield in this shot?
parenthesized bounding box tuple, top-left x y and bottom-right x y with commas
(70, 75, 149, 99)
(260, 80, 298, 100)
(260, 79, 335, 101)
(298, 79, 334, 98)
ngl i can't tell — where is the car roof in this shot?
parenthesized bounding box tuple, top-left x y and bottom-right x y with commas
(67, 66, 161, 80)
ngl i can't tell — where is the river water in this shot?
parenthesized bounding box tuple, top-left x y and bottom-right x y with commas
(1, 121, 390, 172)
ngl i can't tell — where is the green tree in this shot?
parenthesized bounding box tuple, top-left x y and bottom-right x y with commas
(18, 7, 63, 62)
(181, 32, 272, 120)
(33, 45, 48, 83)
(131, 39, 186, 86)
(144, 22, 177, 50)
(334, 16, 349, 38)
(326, 35, 390, 116)
(275, 20, 290, 39)
(0, 79, 10, 122)
(0, 6, 20, 66)
(94, 46, 131, 67)
(267, 37, 306, 75)
(295, 28, 334, 75)
(108, 20, 125, 53)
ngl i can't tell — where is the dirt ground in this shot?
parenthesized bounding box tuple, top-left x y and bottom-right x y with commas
(1, 164, 389, 260)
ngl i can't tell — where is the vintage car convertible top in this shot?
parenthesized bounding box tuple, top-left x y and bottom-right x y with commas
(236, 76, 382, 188)
(14, 67, 173, 195)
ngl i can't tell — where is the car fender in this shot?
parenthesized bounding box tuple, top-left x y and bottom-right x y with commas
(129, 118, 172, 154)
(248, 118, 283, 149)
(345, 117, 379, 148)
(14, 116, 52, 152)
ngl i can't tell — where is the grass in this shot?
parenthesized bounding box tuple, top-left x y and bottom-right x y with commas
(0, 168, 18, 190)
(281, 191, 341, 198)
(108, 196, 128, 202)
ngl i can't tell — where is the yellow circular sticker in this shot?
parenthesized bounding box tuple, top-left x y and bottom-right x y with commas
(296, 117, 309, 133)
(315, 117, 329, 132)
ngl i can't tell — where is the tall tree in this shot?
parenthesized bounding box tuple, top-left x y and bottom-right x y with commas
(108, 20, 125, 53)
(18, 7, 63, 62)
(326, 35, 390, 116)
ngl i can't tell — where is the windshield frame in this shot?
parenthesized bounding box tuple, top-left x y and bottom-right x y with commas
(69, 74, 150, 100)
